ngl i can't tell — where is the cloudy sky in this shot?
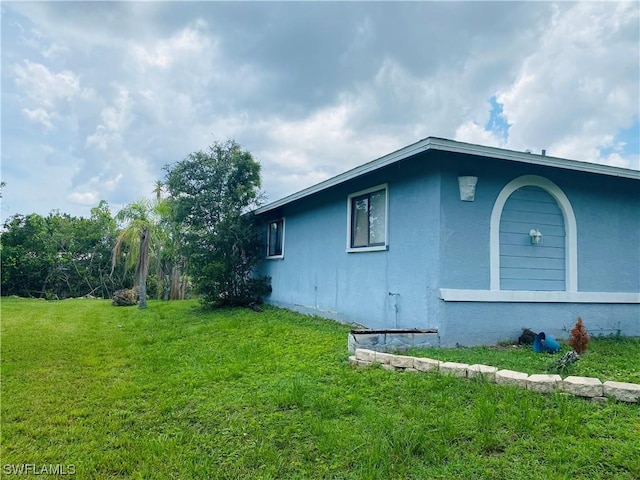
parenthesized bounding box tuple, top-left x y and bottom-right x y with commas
(2, 1, 639, 221)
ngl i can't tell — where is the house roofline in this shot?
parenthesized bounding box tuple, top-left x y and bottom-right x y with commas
(255, 136, 640, 215)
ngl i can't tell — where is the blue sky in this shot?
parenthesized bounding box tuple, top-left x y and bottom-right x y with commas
(2, 1, 638, 221)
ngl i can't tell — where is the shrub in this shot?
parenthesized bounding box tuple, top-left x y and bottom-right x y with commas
(567, 317, 589, 354)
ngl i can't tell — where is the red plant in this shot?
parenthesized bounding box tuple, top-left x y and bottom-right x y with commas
(568, 316, 590, 354)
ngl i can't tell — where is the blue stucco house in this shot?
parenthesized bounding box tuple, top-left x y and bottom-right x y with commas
(255, 137, 640, 346)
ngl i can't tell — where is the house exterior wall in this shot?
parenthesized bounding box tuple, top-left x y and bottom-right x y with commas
(258, 150, 640, 346)
(569, 173, 640, 293)
(437, 153, 640, 293)
(440, 302, 640, 346)
(436, 153, 640, 345)
(260, 154, 442, 330)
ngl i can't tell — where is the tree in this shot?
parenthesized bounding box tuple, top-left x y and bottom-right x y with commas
(152, 180, 164, 201)
(568, 317, 590, 354)
(164, 139, 270, 306)
(88, 201, 126, 297)
(1, 202, 123, 299)
(149, 181, 189, 300)
(111, 199, 162, 308)
(155, 199, 189, 300)
(1, 213, 50, 297)
(152, 181, 167, 298)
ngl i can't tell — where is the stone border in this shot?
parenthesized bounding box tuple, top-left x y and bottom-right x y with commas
(350, 348, 640, 403)
(348, 329, 440, 353)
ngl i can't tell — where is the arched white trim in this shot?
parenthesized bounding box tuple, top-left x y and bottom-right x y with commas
(490, 175, 578, 292)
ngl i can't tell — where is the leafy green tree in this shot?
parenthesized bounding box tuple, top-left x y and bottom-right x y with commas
(164, 139, 270, 306)
(1, 213, 50, 297)
(1, 202, 124, 298)
(86, 201, 126, 297)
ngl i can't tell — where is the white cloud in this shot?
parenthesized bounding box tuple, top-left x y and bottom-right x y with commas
(67, 191, 99, 206)
(13, 60, 80, 108)
(104, 173, 123, 191)
(547, 135, 637, 169)
(85, 87, 132, 151)
(455, 121, 504, 148)
(131, 21, 211, 71)
(497, 2, 639, 165)
(2, 1, 638, 221)
(259, 95, 401, 187)
(21, 107, 56, 130)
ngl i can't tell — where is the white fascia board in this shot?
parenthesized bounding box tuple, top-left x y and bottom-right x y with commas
(254, 137, 640, 215)
(426, 137, 640, 180)
(254, 138, 430, 215)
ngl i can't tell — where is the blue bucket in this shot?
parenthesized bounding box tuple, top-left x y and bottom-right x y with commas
(533, 332, 560, 353)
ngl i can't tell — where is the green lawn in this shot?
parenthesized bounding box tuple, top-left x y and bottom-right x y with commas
(1, 298, 639, 479)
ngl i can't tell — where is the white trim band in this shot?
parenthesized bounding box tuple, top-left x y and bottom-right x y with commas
(439, 289, 640, 303)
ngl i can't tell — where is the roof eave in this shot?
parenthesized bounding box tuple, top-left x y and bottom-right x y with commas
(255, 137, 640, 215)
(427, 137, 640, 179)
(254, 137, 431, 214)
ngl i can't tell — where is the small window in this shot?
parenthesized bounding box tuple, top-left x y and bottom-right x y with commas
(267, 218, 285, 258)
(347, 184, 388, 252)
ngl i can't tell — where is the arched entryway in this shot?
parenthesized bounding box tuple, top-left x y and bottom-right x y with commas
(499, 186, 565, 290)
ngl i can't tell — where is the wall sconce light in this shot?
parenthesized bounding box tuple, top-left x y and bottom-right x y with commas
(529, 229, 542, 244)
(458, 176, 478, 202)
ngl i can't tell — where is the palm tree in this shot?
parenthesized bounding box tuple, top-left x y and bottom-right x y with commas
(152, 180, 164, 201)
(111, 199, 160, 309)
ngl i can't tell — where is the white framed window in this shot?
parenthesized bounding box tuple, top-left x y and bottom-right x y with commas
(267, 218, 285, 259)
(346, 184, 388, 252)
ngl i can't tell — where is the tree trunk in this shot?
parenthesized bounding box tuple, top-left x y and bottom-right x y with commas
(138, 274, 147, 309)
(137, 227, 150, 309)
(156, 245, 163, 300)
(170, 265, 180, 300)
(163, 265, 171, 301)
(180, 275, 188, 300)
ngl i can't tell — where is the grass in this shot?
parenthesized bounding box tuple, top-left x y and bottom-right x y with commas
(1, 298, 639, 479)
(407, 336, 640, 383)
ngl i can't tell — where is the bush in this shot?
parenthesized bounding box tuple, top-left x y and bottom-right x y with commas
(567, 317, 590, 354)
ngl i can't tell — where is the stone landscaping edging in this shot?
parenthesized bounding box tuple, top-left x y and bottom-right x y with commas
(349, 348, 640, 403)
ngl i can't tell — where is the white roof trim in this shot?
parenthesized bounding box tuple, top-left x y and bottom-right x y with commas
(255, 137, 640, 215)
